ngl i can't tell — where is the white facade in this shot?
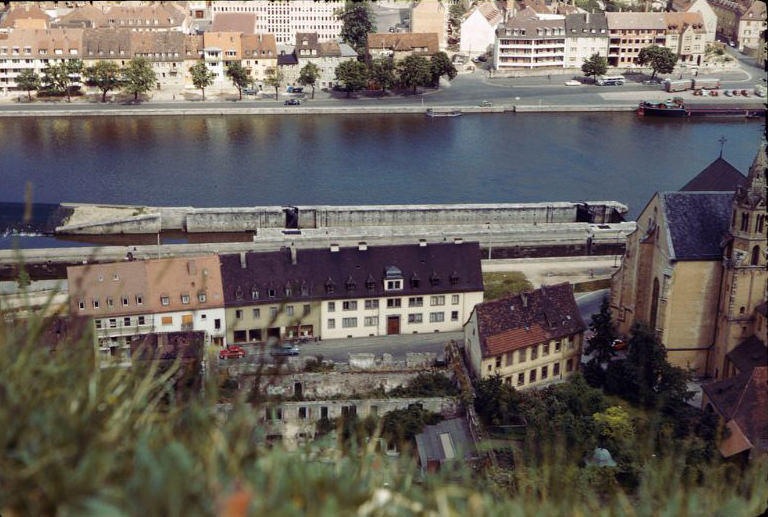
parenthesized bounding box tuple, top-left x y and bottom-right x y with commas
(211, 1, 344, 45)
(494, 28, 567, 70)
(564, 34, 608, 68)
(320, 291, 484, 340)
(684, 0, 717, 43)
(460, 8, 499, 56)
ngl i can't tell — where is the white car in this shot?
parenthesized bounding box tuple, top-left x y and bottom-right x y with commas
(564, 80, 581, 86)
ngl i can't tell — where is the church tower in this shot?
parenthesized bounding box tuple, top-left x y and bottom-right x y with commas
(711, 142, 767, 379)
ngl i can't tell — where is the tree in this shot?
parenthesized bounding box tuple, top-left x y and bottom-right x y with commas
(585, 297, 617, 364)
(335, 59, 368, 98)
(297, 62, 319, 99)
(264, 66, 284, 100)
(85, 60, 121, 103)
(123, 57, 156, 102)
(225, 62, 249, 100)
(473, 374, 521, 427)
(338, 1, 376, 55)
(189, 62, 215, 101)
(369, 56, 396, 91)
(637, 45, 677, 80)
(581, 53, 608, 82)
(15, 69, 40, 101)
(448, 3, 467, 31)
(429, 51, 457, 86)
(593, 406, 635, 443)
(397, 54, 432, 94)
(42, 59, 83, 102)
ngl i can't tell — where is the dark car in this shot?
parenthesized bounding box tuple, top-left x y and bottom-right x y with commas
(284, 99, 301, 105)
(219, 345, 246, 359)
(611, 339, 626, 351)
(271, 344, 300, 357)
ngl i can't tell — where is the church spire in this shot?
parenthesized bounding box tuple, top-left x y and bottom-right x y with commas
(735, 141, 767, 208)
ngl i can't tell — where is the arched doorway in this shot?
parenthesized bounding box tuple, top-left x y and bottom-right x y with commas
(650, 277, 660, 331)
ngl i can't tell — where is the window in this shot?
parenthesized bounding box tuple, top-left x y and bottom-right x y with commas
(270, 307, 278, 318)
(138, 316, 145, 325)
(387, 298, 401, 308)
(123, 317, 131, 326)
(78, 300, 85, 310)
(303, 304, 311, 316)
(198, 291, 207, 303)
(543, 343, 550, 356)
(541, 365, 548, 379)
(251, 288, 259, 300)
(328, 302, 335, 312)
(252, 308, 261, 319)
(408, 297, 423, 307)
(136, 295, 143, 305)
(517, 372, 525, 386)
(554, 362, 560, 376)
(385, 279, 402, 290)
(429, 312, 445, 323)
(298, 407, 308, 419)
(364, 299, 379, 309)
(450, 311, 459, 321)
(566, 358, 573, 372)
(161, 316, 173, 325)
(430, 295, 445, 306)
(756, 214, 765, 234)
(268, 288, 276, 298)
(741, 212, 750, 232)
(408, 313, 423, 323)
(214, 319, 221, 330)
(122, 296, 129, 306)
(519, 348, 526, 362)
(235, 309, 243, 319)
(328, 318, 336, 329)
(343, 301, 357, 311)
(529, 369, 537, 383)
(181, 294, 190, 304)
(342, 317, 358, 328)
(161, 296, 170, 306)
(364, 316, 378, 327)
(495, 356, 502, 368)
(95, 320, 102, 329)
(531, 345, 538, 360)
(109, 319, 117, 328)
(93, 299, 100, 309)
(568, 336, 575, 349)
(555, 341, 561, 353)
(286, 305, 294, 316)
(451, 295, 460, 305)
(751, 246, 760, 266)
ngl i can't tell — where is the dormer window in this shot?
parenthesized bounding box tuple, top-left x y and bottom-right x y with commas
(345, 275, 356, 291)
(235, 286, 244, 300)
(429, 272, 440, 287)
(78, 299, 85, 310)
(385, 279, 402, 291)
(325, 278, 335, 295)
(181, 294, 190, 304)
(251, 287, 259, 300)
(300, 282, 309, 296)
(365, 275, 376, 291)
(199, 291, 207, 303)
(161, 295, 170, 306)
(449, 272, 459, 286)
(285, 283, 292, 296)
(268, 288, 276, 298)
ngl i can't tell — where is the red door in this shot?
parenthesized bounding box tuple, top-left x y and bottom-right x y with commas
(387, 316, 400, 335)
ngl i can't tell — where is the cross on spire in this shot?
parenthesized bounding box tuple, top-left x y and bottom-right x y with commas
(718, 136, 727, 158)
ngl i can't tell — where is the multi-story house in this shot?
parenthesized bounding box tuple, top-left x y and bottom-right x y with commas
(0, 27, 83, 95)
(411, 0, 449, 50)
(241, 33, 277, 90)
(737, 1, 766, 54)
(564, 12, 609, 69)
(67, 255, 227, 363)
(459, 1, 504, 57)
(0, 5, 50, 33)
(708, 0, 750, 44)
(211, 12, 257, 34)
(202, 31, 242, 88)
(220, 242, 484, 343)
(670, 0, 717, 43)
(663, 12, 707, 65)
(493, 8, 566, 71)
(464, 283, 586, 388)
(101, 4, 189, 33)
(129, 31, 187, 91)
(52, 5, 107, 29)
(210, 1, 343, 45)
(367, 32, 440, 62)
(290, 32, 357, 89)
(183, 33, 204, 88)
(605, 12, 667, 67)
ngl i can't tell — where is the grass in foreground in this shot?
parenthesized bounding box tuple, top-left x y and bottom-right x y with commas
(483, 272, 533, 301)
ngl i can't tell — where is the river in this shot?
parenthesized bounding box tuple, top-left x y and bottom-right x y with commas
(0, 113, 763, 249)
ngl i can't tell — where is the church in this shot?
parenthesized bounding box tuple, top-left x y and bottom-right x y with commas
(610, 142, 766, 380)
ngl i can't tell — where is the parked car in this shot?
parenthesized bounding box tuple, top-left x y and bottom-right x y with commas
(724, 89, 732, 97)
(732, 90, 740, 96)
(242, 88, 258, 95)
(271, 344, 300, 357)
(611, 339, 627, 351)
(284, 99, 301, 105)
(741, 89, 749, 96)
(564, 80, 581, 86)
(478, 100, 493, 107)
(219, 345, 246, 360)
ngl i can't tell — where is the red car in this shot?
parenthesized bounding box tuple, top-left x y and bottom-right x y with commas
(219, 345, 246, 360)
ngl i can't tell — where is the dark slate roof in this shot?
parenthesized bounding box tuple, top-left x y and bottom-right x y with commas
(727, 335, 767, 375)
(415, 418, 476, 467)
(564, 13, 608, 36)
(661, 192, 732, 260)
(277, 52, 298, 65)
(474, 282, 586, 358)
(702, 367, 768, 454)
(680, 157, 746, 192)
(219, 242, 483, 307)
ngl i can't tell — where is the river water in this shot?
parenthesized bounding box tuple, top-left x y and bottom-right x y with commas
(0, 113, 763, 248)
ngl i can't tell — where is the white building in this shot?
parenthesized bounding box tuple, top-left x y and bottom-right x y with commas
(493, 8, 566, 71)
(459, 2, 503, 57)
(671, 0, 717, 43)
(738, 1, 766, 53)
(210, 1, 344, 45)
(564, 12, 609, 69)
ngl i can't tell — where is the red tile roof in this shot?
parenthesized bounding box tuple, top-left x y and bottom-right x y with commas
(485, 323, 549, 355)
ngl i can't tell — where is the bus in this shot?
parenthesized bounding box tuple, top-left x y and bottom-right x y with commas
(596, 75, 626, 86)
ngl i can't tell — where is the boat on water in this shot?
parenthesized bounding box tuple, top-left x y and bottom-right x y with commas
(637, 99, 765, 118)
(426, 109, 462, 118)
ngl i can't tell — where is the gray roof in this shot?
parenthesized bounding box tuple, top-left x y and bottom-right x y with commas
(415, 418, 476, 469)
(661, 191, 732, 260)
(727, 335, 767, 375)
(680, 157, 746, 192)
(565, 13, 608, 36)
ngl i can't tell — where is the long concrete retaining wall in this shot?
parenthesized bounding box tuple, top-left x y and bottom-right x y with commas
(56, 213, 162, 235)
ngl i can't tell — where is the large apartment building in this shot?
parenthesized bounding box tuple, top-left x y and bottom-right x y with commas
(465, 283, 586, 388)
(493, 8, 566, 71)
(210, 1, 343, 45)
(563, 12, 609, 68)
(605, 12, 666, 67)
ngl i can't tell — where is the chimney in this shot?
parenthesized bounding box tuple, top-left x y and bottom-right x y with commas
(358, 241, 368, 251)
(290, 246, 297, 265)
(419, 239, 428, 247)
(239, 252, 247, 269)
(330, 243, 340, 253)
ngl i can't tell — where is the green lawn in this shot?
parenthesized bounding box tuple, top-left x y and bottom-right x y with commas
(483, 272, 533, 301)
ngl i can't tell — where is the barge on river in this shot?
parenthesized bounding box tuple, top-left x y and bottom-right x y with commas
(637, 99, 765, 118)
